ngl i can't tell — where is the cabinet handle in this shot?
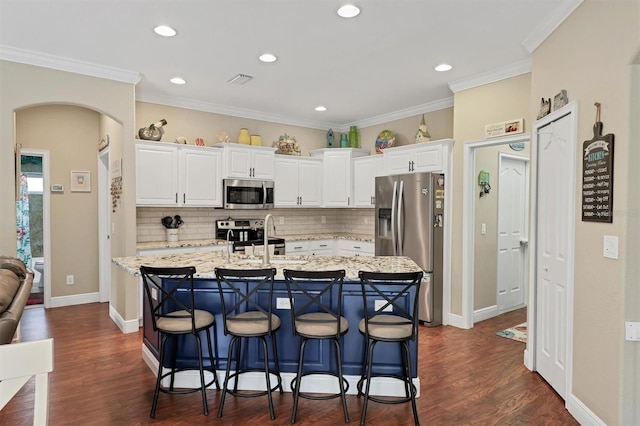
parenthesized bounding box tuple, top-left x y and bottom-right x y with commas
(175, 193, 178, 203)
(354, 246, 361, 249)
(320, 244, 328, 247)
(294, 246, 303, 249)
(183, 193, 186, 203)
(299, 196, 302, 205)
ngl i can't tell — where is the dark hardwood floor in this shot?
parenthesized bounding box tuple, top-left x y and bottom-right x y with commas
(1, 303, 578, 425)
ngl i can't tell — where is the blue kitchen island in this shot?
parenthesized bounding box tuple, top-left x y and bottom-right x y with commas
(113, 252, 423, 397)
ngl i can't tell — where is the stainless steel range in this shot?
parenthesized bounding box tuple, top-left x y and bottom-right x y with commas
(216, 218, 285, 255)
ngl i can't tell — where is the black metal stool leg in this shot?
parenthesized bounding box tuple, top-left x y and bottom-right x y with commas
(270, 332, 284, 394)
(261, 336, 276, 420)
(150, 334, 168, 418)
(205, 328, 220, 390)
(169, 335, 178, 391)
(233, 337, 242, 393)
(360, 340, 377, 426)
(218, 336, 238, 418)
(403, 341, 419, 426)
(194, 332, 209, 416)
(333, 338, 350, 423)
(291, 337, 307, 423)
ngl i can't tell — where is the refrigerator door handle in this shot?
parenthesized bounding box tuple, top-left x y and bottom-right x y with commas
(397, 180, 404, 256)
(391, 180, 398, 256)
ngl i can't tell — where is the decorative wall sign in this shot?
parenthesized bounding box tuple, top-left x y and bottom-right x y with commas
(582, 102, 614, 223)
(98, 134, 109, 151)
(553, 90, 568, 111)
(484, 118, 524, 138)
(537, 98, 551, 119)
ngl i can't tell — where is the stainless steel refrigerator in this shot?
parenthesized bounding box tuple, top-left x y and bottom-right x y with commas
(375, 172, 444, 327)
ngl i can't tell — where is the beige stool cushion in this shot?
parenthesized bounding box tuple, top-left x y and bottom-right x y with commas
(295, 312, 349, 337)
(227, 311, 281, 335)
(157, 309, 214, 333)
(359, 315, 413, 340)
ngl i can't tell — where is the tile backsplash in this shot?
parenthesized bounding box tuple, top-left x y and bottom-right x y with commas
(136, 207, 375, 242)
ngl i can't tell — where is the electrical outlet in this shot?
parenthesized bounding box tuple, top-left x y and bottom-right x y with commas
(276, 297, 291, 309)
(66, 275, 74, 285)
(279, 217, 285, 225)
(374, 300, 393, 312)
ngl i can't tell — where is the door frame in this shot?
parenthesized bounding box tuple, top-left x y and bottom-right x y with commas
(525, 101, 577, 398)
(462, 133, 530, 329)
(20, 148, 51, 308)
(98, 149, 111, 303)
(496, 152, 530, 314)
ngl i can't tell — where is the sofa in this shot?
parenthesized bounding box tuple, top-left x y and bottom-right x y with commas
(0, 256, 33, 344)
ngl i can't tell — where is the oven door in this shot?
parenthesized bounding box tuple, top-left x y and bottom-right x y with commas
(223, 179, 274, 209)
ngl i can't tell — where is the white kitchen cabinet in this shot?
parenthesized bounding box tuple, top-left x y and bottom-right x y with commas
(285, 240, 310, 255)
(135, 140, 222, 207)
(309, 148, 369, 207)
(309, 239, 335, 255)
(274, 155, 322, 207)
(353, 155, 384, 207)
(383, 139, 452, 175)
(336, 240, 374, 257)
(215, 144, 276, 180)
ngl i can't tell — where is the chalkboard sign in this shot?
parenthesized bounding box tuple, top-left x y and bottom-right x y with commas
(582, 122, 614, 223)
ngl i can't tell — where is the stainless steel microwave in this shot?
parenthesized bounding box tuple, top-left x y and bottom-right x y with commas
(223, 179, 274, 209)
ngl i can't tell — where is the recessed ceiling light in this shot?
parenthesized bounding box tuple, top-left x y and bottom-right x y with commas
(170, 77, 186, 85)
(259, 53, 277, 63)
(435, 63, 453, 72)
(337, 4, 360, 18)
(315, 106, 327, 112)
(154, 25, 177, 37)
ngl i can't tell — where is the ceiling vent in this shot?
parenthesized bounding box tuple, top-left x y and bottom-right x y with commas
(227, 73, 253, 85)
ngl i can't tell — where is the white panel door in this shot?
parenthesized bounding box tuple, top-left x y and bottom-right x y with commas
(135, 142, 178, 205)
(298, 159, 322, 206)
(497, 155, 528, 313)
(274, 156, 300, 206)
(535, 111, 575, 399)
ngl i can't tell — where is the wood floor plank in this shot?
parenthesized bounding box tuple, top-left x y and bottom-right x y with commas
(0, 303, 578, 425)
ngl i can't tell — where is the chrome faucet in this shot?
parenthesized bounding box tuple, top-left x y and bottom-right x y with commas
(263, 214, 275, 266)
(226, 229, 234, 263)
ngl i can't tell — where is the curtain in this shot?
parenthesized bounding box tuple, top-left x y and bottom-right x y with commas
(16, 173, 32, 267)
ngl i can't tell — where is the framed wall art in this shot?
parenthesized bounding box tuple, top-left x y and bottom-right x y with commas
(70, 170, 91, 192)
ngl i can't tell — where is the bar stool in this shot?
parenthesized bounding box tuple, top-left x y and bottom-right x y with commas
(214, 267, 283, 420)
(139, 265, 220, 418)
(357, 271, 423, 426)
(283, 269, 349, 423)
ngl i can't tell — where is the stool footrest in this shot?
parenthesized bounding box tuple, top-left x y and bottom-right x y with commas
(357, 374, 416, 404)
(223, 368, 282, 398)
(158, 367, 218, 395)
(290, 371, 350, 400)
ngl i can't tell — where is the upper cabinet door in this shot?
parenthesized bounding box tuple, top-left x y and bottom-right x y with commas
(136, 142, 179, 205)
(180, 147, 222, 206)
(413, 143, 443, 173)
(353, 155, 383, 207)
(385, 149, 413, 174)
(252, 150, 275, 179)
(298, 158, 322, 207)
(274, 156, 300, 207)
(226, 146, 253, 178)
(322, 151, 351, 206)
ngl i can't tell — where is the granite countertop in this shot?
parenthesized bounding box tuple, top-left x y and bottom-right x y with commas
(113, 251, 420, 281)
(283, 233, 374, 243)
(136, 234, 373, 251)
(136, 239, 230, 251)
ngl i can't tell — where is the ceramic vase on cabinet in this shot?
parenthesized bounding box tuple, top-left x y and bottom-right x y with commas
(349, 126, 359, 148)
(238, 128, 251, 145)
(340, 134, 349, 148)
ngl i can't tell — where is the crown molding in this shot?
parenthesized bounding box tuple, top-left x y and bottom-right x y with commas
(522, 0, 584, 53)
(0, 45, 141, 84)
(135, 91, 338, 131)
(448, 59, 531, 94)
(339, 97, 454, 132)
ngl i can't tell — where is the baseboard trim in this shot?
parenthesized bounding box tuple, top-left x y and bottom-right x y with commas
(567, 392, 605, 426)
(109, 304, 139, 334)
(447, 313, 466, 329)
(473, 305, 498, 323)
(141, 344, 420, 397)
(49, 292, 99, 308)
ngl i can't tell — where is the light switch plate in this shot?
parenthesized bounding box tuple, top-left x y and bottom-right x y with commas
(603, 235, 618, 259)
(625, 321, 640, 341)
